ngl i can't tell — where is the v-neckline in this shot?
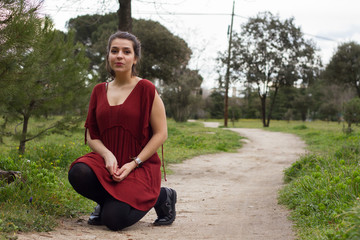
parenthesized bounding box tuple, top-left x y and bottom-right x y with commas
(105, 80, 142, 107)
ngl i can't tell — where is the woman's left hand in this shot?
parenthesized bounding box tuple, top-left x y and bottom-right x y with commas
(112, 161, 137, 182)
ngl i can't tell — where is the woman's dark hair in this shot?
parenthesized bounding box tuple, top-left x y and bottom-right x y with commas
(105, 31, 141, 78)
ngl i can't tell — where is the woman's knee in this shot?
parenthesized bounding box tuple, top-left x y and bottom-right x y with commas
(68, 163, 93, 187)
(101, 200, 143, 231)
(102, 209, 131, 231)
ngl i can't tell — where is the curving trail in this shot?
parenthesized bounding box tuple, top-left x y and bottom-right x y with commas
(17, 126, 306, 240)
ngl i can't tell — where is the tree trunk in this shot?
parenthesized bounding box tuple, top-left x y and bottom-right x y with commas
(0, 116, 8, 144)
(301, 112, 307, 122)
(19, 114, 30, 155)
(117, 0, 132, 32)
(265, 87, 279, 127)
(356, 83, 360, 98)
(260, 94, 268, 127)
(347, 122, 353, 133)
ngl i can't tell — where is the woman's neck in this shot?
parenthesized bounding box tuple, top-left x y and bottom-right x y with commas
(113, 73, 136, 86)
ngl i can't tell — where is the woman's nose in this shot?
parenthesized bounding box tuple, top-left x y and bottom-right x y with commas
(116, 51, 123, 58)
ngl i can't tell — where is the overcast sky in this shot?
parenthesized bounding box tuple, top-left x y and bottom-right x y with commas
(41, 0, 360, 89)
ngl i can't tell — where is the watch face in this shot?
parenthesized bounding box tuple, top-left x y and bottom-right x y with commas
(135, 158, 142, 165)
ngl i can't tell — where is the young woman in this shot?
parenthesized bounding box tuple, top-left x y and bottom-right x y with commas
(68, 31, 176, 231)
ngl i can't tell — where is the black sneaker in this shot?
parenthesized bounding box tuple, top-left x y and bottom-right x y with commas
(88, 204, 102, 225)
(153, 188, 177, 226)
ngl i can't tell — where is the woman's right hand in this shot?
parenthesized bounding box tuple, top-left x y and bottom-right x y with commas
(103, 152, 118, 176)
(85, 129, 118, 177)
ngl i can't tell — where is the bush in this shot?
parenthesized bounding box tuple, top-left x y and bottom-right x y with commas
(0, 135, 93, 234)
(343, 98, 360, 133)
(293, 124, 308, 130)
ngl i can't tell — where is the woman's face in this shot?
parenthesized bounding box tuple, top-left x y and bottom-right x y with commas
(108, 38, 137, 76)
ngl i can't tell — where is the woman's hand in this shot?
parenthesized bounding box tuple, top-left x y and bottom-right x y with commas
(112, 161, 137, 182)
(103, 152, 118, 176)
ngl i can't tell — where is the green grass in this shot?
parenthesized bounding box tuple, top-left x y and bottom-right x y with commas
(0, 119, 242, 238)
(164, 120, 242, 164)
(279, 145, 360, 239)
(210, 118, 358, 153)
(0, 128, 93, 237)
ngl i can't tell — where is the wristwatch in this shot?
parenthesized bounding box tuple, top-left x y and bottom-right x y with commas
(134, 157, 142, 167)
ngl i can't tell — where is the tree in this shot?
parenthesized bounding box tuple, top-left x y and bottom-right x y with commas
(343, 98, 360, 133)
(319, 102, 339, 122)
(206, 91, 225, 119)
(292, 87, 313, 121)
(67, 13, 117, 81)
(225, 12, 321, 127)
(324, 41, 360, 97)
(117, 0, 132, 32)
(162, 69, 203, 122)
(68, 15, 192, 84)
(133, 19, 192, 84)
(240, 86, 261, 119)
(228, 105, 241, 125)
(0, 9, 91, 154)
(0, 0, 40, 65)
(0, 0, 41, 144)
(307, 76, 356, 121)
(270, 86, 297, 120)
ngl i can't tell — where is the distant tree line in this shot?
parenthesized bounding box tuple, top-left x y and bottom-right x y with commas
(209, 11, 360, 129)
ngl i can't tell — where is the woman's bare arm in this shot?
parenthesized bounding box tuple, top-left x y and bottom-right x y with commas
(86, 129, 118, 176)
(114, 91, 167, 181)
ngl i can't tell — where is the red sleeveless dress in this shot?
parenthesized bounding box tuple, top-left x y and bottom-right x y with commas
(70, 79, 161, 211)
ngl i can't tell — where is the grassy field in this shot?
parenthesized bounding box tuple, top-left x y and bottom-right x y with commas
(0, 119, 242, 239)
(210, 118, 355, 153)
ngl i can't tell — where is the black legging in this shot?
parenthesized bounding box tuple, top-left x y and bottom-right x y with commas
(68, 163, 166, 231)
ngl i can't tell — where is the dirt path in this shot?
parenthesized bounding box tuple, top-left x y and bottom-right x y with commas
(17, 126, 306, 240)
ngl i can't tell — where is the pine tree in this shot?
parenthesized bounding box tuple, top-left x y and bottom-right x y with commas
(0, 1, 92, 154)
